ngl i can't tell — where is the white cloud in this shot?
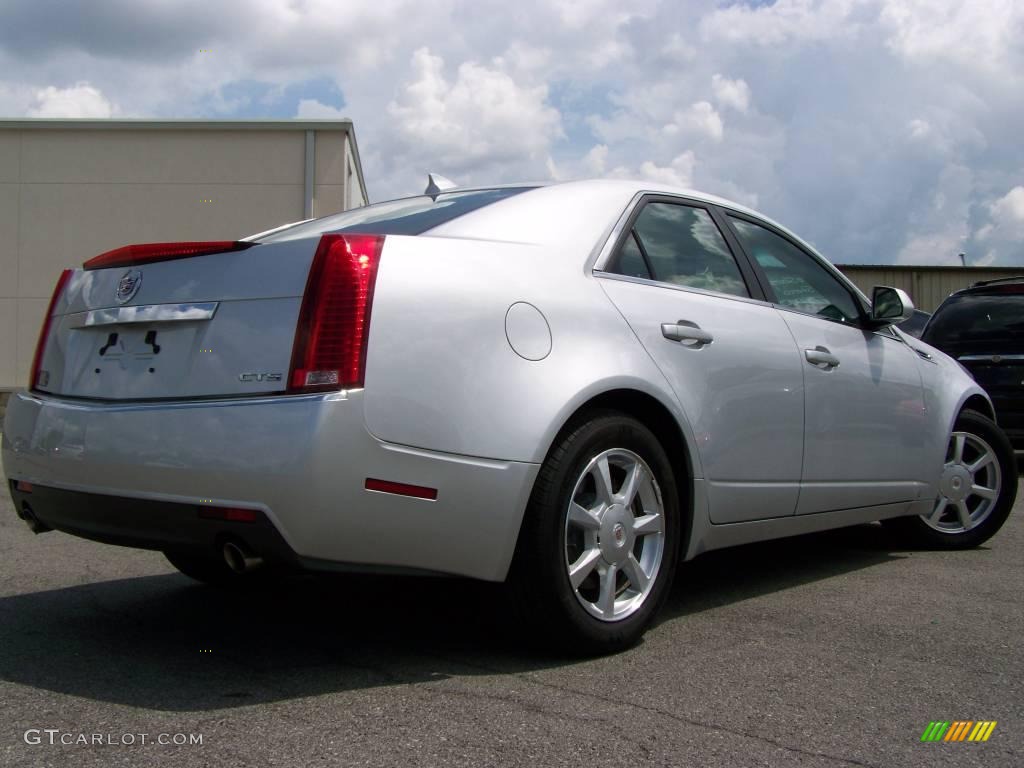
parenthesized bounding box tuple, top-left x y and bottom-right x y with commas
(660, 33, 696, 64)
(907, 118, 931, 140)
(896, 231, 966, 266)
(880, 0, 1023, 73)
(664, 101, 723, 142)
(27, 82, 113, 117)
(1, 0, 1024, 263)
(552, 0, 651, 29)
(493, 42, 551, 75)
(699, 0, 863, 46)
(976, 186, 1024, 243)
(386, 47, 562, 173)
(711, 74, 751, 113)
(584, 144, 609, 175)
(639, 151, 696, 189)
(990, 186, 1024, 227)
(295, 98, 347, 119)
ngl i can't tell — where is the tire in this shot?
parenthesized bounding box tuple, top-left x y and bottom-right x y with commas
(884, 410, 1017, 549)
(507, 411, 682, 655)
(163, 549, 263, 587)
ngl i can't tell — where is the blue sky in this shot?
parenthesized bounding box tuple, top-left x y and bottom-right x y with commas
(1, 0, 1022, 266)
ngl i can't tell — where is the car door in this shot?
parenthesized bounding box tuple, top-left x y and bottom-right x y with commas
(596, 196, 805, 523)
(724, 213, 930, 515)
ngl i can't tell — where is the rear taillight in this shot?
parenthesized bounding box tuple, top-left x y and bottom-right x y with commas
(82, 241, 253, 270)
(29, 269, 72, 392)
(288, 234, 383, 393)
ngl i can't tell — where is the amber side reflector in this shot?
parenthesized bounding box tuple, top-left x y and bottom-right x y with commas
(15, 481, 33, 494)
(365, 478, 438, 500)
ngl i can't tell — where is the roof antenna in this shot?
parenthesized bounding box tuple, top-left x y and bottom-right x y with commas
(425, 173, 457, 199)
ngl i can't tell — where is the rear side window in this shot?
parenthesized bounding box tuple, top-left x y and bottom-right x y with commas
(609, 202, 749, 297)
(609, 233, 652, 279)
(924, 294, 1024, 347)
(252, 187, 533, 242)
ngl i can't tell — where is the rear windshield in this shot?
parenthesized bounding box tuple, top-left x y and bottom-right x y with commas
(250, 187, 533, 243)
(923, 293, 1024, 347)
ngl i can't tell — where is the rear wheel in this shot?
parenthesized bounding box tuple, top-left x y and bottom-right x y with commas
(886, 410, 1017, 549)
(508, 412, 682, 655)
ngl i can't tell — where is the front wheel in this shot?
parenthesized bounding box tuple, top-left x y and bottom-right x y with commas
(886, 410, 1017, 549)
(508, 412, 682, 655)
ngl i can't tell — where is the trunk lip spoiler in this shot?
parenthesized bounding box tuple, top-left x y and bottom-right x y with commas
(67, 302, 219, 328)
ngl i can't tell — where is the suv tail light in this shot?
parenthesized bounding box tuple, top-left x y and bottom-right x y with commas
(29, 268, 73, 391)
(82, 241, 253, 270)
(288, 234, 384, 393)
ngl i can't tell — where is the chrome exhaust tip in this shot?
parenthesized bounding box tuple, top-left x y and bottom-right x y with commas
(222, 540, 263, 574)
(19, 503, 52, 534)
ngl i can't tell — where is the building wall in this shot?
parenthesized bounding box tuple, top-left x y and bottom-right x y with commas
(0, 120, 367, 391)
(836, 265, 1024, 314)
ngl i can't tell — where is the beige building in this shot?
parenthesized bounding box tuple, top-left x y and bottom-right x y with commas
(837, 264, 1023, 314)
(0, 118, 368, 393)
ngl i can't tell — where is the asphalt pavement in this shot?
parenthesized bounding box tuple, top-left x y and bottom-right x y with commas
(1, 465, 1021, 767)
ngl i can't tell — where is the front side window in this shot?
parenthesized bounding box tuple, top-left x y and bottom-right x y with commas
(728, 217, 861, 324)
(610, 202, 749, 297)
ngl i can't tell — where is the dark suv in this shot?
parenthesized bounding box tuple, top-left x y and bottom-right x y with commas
(923, 277, 1024, 458)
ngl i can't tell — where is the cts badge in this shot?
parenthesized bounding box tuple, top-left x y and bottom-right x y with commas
(239, 372, 283, 383)
(116, 269, 143, 304)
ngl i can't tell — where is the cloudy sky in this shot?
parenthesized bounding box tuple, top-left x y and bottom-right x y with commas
(1, 0, 1022, 265)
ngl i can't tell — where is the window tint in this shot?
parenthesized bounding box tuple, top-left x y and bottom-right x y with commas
(251, 187, 533, 242)
(729, 217, 861, 324)
(608, 233, 652, 279)
(614, 203, 748, 297)
(896, 309, 931, 338)
(923, 294, 1024, 348)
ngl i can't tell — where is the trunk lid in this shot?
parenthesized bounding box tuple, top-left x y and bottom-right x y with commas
(37, 239, 317, 400)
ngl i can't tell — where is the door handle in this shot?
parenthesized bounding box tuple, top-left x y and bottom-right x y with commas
(661, 321, 713, 347)
(805, 346, 840, 369)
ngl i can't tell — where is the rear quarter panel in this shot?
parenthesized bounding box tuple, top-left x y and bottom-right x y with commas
(363, 229, 697, 468)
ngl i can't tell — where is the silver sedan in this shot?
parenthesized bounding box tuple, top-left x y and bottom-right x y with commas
(2, 179, 1016, 653)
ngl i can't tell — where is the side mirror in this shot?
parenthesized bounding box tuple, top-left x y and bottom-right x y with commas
(870, 286, 915, 326)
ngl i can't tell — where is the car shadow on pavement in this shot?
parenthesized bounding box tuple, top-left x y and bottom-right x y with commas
(659, 522, 909, 622)
(0, 523, 907, 712)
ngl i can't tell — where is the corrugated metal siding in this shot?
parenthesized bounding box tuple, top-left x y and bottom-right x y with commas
(836, 266, 1024, 313)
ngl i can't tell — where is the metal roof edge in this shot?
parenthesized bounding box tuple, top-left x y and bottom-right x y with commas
(836, 264, 1023, 271)
(0, 118, 354, 131)
(344, 122, 369, 204)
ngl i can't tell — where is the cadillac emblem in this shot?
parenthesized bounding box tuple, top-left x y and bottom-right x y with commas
(116, 269, 142, 304)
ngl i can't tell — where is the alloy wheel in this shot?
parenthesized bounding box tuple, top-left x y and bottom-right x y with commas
(921, 430, 1002, 534)
(564, 448, 665, 622)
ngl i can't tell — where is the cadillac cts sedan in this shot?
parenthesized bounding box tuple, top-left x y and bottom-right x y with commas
(2, 180, 1016, 653)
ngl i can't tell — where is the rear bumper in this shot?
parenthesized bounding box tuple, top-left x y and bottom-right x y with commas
(8, 480, 300, 565)
(2, 390, 539, 581)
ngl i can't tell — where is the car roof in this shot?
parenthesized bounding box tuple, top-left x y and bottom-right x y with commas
(961, 276, 1024, 292)
(447, 178, 766, 219)
(441, 178, 807, 246)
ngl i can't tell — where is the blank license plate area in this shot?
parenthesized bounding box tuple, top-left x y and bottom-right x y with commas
(66, 324, 201, 396)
